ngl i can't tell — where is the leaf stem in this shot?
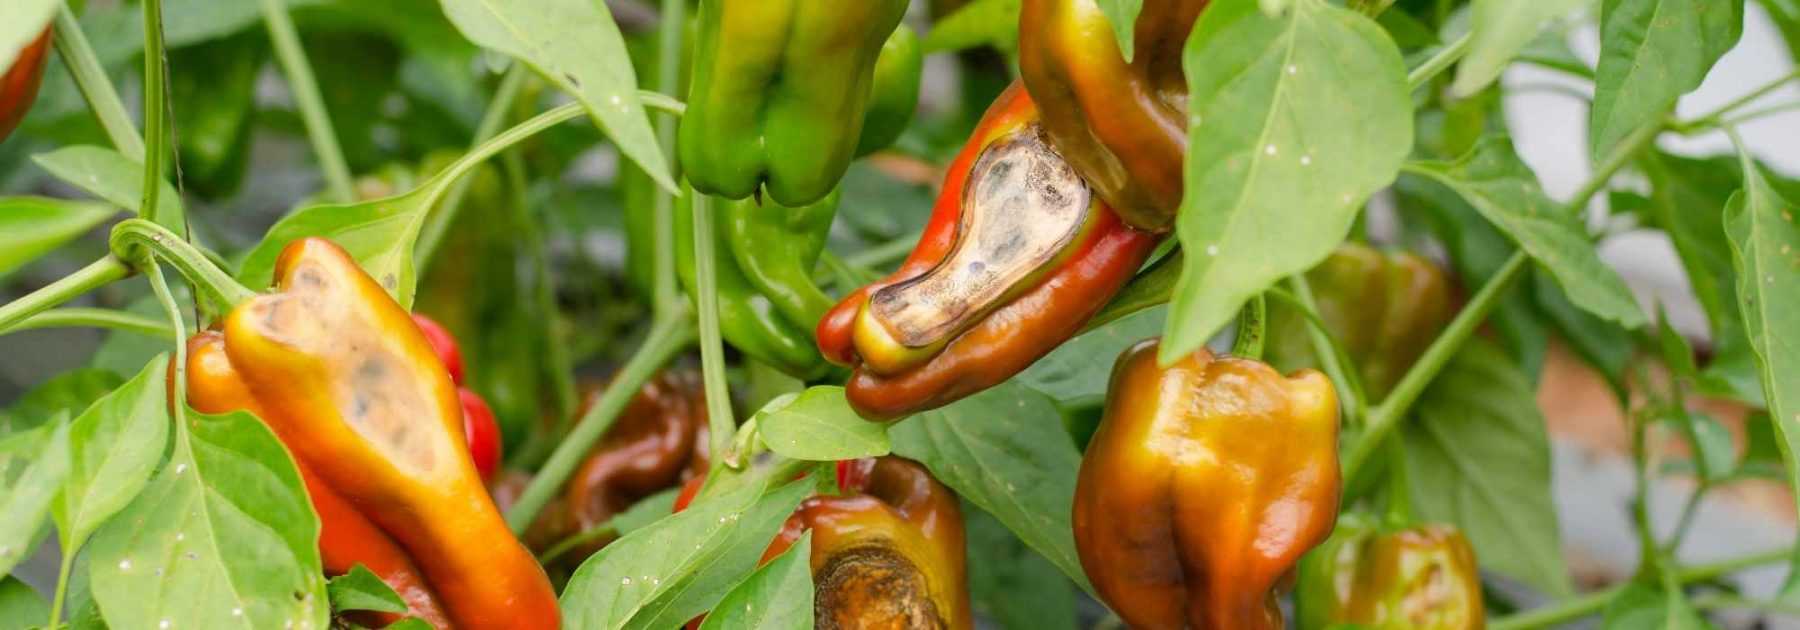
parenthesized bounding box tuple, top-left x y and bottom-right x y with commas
(651, 0, 687, 322)
(537, 523, 617, 567)
(109, 219, 255, 312)
(258, 0, 354, 203)
(415, 64, 527, 266)
(504, 312, 695, 533)
(0, 257, 130, 335)
(1, 307, 172, 338)
(1672, 69, 1800, 133)
(417, 103, 585, 215)
(1230, 294, 1266, 360)
(1407, 31, 1473, 91)
(139, 0, 169, 230)
(53, 4, 144, 161)
(45, 549, 73, 629)
(692, 193, 739, 467)
(1489, 546, 1793, 630)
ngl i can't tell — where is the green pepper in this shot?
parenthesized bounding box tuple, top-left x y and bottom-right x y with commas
(854, 25, 924, 157)
(678, 0, 909, 206)
(724, 187, 841, 334)
(675, 183, 830, 379)
(1296, 515, 1485, 630)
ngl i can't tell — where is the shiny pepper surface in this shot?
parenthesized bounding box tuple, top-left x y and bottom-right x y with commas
(855, 25, 924, 156)
(558, 370, 711, 555)
(0, 27, 52, 143)
(1266, 243, 1453, 399)
(1296, 519, 1485, 630)
(1018, 0, 1205, 232)
(679, 0, 909, 206)
(817, 83, 1160, 420)
(1075, 340, 1341, 629)
(184, 332, 453, 629)
(676, 184, 836, 379)
(221, 238, 558, 629)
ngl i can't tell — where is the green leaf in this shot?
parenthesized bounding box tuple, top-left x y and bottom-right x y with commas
(1018, 307, 1165, 409)
(964, 507, 1077, 630)
(53, 357, 171, 556)
(0, 197, 116, 281)
(1406, 137, 1647, 328)
(88, 409, 328, 630)
(1599, 580, 1712, 630)
(1451, 0, 1586, 96)
(1164, 0, 1412, 362)
(560, 473, 811, 630)
(1723, 146, 1800, 596)
(1097, 0, 1143, 62)
(438, 0, 675, 193)
(695, 532, 814, 630)
(613, 488, 679, 537)
(1533, 268, 1630, 388)
(1, 369, 124, 438)
(326, 564, 408, 615)
(0, 0, 56, 72)
(1685, 412, 1738, 483)
(0, 417, 70, 577)
(32, 146, 186, 232)
(921, 0, 1022, 54)
(385, 617, 436, 630)
(1589, 0, 1743, 161)
(0, 576, 49, 630)
(1761, 0, 1800, 62)
(1403, 339, 1573, 597)
(890, 382, 1092, 595)
(757, 387, 890, 461)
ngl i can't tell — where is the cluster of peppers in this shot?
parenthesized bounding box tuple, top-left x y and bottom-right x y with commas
(0, 26, 52, 143)
(182, 238, 558, 629)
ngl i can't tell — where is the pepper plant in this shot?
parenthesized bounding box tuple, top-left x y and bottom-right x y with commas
(0, 0, 1796, 628)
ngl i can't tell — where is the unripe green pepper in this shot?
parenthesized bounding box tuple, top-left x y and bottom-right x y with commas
(854, 25, 924, 157)
(1267, 243, 1454, 398)
(678, 0, 909, 206)
(1297, 516, 1486, 630)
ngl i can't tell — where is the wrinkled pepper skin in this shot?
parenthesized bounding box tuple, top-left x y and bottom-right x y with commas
(1296, 519, 1484, 630)
(1018, 0, 1205, 232)
(0, 27, 52, 143)
(1266, 244, 1453, 398)
(183, 332, 453, 629)
(221, 238, 558, 629)
(817, 83, 1161, 420)
(679, 0, 908, 206)
(676, 183, 831, 379)
(854, 25, 924, 157)
(558, 369, 711, 555)
(1075, 340, 1341, 629)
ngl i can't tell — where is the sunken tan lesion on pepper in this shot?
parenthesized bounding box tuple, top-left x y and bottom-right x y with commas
(814, 544, 947, 630)
(856, 126, 1098, 375)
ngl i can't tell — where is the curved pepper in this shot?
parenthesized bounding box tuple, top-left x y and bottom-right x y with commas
(678, 0, 909, 206)
(0, 27, 52, 143)
(1017, 0, 1205, 232)
(1296, 517, 1485, 630)
(557, 369, 711, 557)
(817, 83, 1161, 420)
(183, 332, 453, 629)
(1074, 339, 1340, 629)
(676, 183, 831, 379)
(682, 457, 973, 629)
(1266, 243, 1453, 398)
(221, 238, 559, 629)
(724, 187, 842, 335)
(854, 25, 924, 157)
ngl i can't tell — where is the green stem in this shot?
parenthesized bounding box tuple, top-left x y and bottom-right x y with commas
(504, 313, 695, 533)
(1230, 294, 1265, 360)
(1279, 276, 1366, 424)
(1569, 123, 1662, 221)
(692, 193, 739, 467)
(0, 257, 130, 334)
(1080, 249, 1183, 334)
(1407, 31, 1472, 91)
(1690, 593, 1800, 616)
(1, 307, 172, 338)
(139, 0, 168, 229)
(53, 4, 144, 161)
(651, 0, 687, 321)
(538, 523, 618, 566)
(1673, 69, 1800, 132)
(109, 219, 255, 313)
(1490, 547, 1793, 630)
(45, 549, 73, 629)
(1717, 101, 1800, 129)
(1382, 435, 1412, 527)
(841, 230, 922, 272)
(504, 137, 579, 430)
(146, 262, 188, 413)
(415, 64, 527, 266)
(258, 0, 354, 202)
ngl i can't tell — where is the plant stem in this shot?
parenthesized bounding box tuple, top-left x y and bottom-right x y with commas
(692, 193, 738, 466)
(503, 138, 580, 431)
(109, 219, 255, 312)
(0, 257, 130, 335)
(505, 313, 694, 533)
(538, 523, 617, 566)
(258, 0, 353, 203)
(651, 0, 687, 322)
(53, 4, 144, 161)
(1281, 275, 1365, 424)
(1407, 31, 1472, 91)
(417, 103, 584, 215)
(139, 0, 168, 230)
(1674, 69, 1800, 132)
(45, 548, 73, 630)
(1, 307, 172, 338)
(1717, 101, 1800, 129)
(1490, 546, 1793, 630)
(415, 64, 526, 267)
(1230, 294, 1266, 360)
